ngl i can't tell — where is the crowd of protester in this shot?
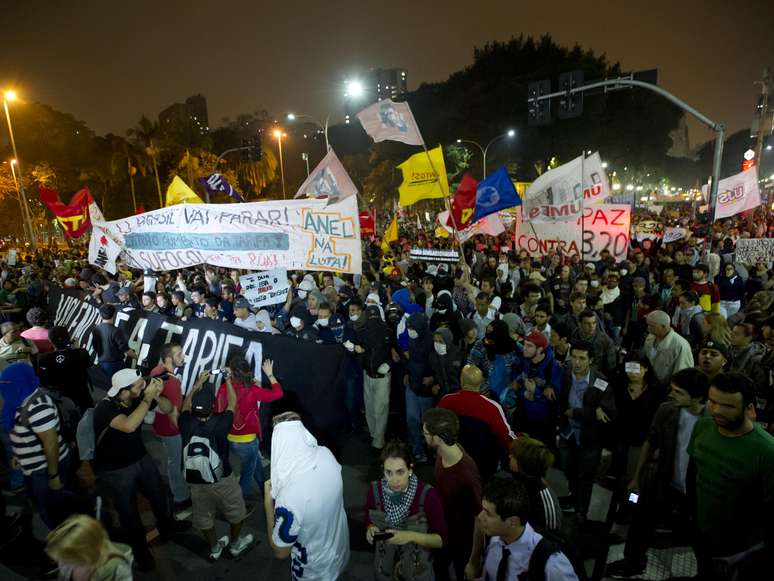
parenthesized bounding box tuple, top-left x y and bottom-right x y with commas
(0, 205, 772, 580)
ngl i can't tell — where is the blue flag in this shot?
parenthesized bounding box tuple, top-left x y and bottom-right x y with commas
(470, 166, 520, 223)
(199, 173, 244, 202)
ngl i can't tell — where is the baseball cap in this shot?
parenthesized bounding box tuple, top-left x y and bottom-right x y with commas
(64, 277, 78, 288)
(700, 340, 729, 359)
(234, 297, 252, 310)
(108, 368, 142, 397)
(524, 330, 548, 350)
(192, 388, 215, 417)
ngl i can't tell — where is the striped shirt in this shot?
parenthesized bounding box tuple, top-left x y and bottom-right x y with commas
(9, 392, 69, 475)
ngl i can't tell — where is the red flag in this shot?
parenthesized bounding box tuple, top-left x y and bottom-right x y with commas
(359, 209, 376, 236)
(446, 173, 478, 230)
(135, 205, 146, 215)
(39, 187, 93, 238)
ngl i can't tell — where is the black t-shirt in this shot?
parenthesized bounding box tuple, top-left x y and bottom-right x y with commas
(92, 397, 153, 472)
(93, 322, 129, 363)
(179, 410, 234, 481)
(36, 348, 94, 411)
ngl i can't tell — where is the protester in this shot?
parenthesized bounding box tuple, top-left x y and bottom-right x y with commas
(508, 436, 563, 532)
(0, 321, 37, 371)
(20, 307, 53, 353)
(93, 304, 135, 379)
(642, 310, 694, 388)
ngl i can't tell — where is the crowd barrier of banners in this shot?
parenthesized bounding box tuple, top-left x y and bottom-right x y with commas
(736, 239, 774, 264)
(48, 288, 348, 433)
(513, 204, 631, 261)
(89, 196, 362, 275)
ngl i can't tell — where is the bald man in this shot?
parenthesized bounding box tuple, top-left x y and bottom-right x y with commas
(642, 310, 694, 388)
(438, 365, 516, 452)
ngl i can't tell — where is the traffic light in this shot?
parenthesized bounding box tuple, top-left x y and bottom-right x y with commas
(557, 70, 583, 119)
(240, 136, 262, 162)
(527, 80, 552, 126)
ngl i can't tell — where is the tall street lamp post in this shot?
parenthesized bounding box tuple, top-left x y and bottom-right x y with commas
(274, 129, 287, 199)
(456, 129, 516, 179)
(3, 90, 36, 249)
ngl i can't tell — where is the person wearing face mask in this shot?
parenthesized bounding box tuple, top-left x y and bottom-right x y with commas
(313, 302, 340, 344)
(404, 313, 435, 462)
(284, 307, 318, 342)
(428, 328, 462, 400)
(277, 276, 316, 331)
(429, 290, 461, 343)
(342, 297, 367, 433)
(254, 309, 279, 334)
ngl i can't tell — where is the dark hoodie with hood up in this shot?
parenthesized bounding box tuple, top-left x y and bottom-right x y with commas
(406, 312, 434, 397)
(428, 327, 462, 397)
(429, 290, 462, 344)
(357, 305, 392, 377)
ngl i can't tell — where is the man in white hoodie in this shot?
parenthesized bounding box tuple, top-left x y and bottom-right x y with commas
(264, 412, 350, 580)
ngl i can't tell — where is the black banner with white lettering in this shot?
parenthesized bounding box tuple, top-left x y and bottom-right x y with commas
(48, 288, 348, 433)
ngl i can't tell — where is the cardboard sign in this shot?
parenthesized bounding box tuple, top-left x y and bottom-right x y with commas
(736, 239, 774, 264)
(513, 204, 631, 261)
(409, 248, 460, 263)
(239, 269, 290, 308)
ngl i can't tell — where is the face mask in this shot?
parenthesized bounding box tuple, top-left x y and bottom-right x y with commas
(619, 269, 628, 277)
(290, 316, 302, 329)
(408, 329, 419, 339)
(590, 280, 600, 288)
(317, 318, 329, 327)
(436, 308, 447, 315)
(350, 314, 359, 322)
(434, 342, 447, 355)
(298, 290, 308, 299)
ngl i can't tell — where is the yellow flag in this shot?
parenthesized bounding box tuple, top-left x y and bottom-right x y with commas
(397, 146, 449, 207)
(165, 175, 203, 206)
(434, 226, 450, 238)
(381, 214, 398, 253)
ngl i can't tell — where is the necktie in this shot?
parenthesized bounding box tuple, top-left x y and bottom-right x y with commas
(496, 545, 511, 581)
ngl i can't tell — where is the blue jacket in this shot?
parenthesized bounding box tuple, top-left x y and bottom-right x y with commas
(513, 345, 564, 421)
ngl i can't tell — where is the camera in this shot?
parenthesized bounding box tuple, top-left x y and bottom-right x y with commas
(142, 372, 169, 384)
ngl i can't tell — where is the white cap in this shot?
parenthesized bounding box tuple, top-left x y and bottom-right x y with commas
(108, 368, 142, 397)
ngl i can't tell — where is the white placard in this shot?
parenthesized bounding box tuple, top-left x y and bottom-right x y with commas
(239, 269, 290, 308)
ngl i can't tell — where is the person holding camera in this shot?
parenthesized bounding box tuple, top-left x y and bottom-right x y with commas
(92, 368, 189, 571)
(179, 368, 254, 561)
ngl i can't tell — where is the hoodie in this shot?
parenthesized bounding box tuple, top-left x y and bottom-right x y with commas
(356, 306, 392, 376)
(429, 290, 462, 343)
(513, 345, 564, 421)
(393, 288, 423, 352)
(406, 313, 434, 397)
(428, 327, 462, 396)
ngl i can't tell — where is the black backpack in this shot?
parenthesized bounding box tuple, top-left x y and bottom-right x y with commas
(518, 527, 587, 581)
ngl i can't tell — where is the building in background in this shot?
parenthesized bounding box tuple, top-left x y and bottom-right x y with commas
(159, 94, 209, 135)
(345, 68, 407, 123)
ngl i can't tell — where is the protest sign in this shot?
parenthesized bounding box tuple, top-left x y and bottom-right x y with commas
(7, 249, 17, 266)
(409, 248, 460, 263)
(48, 288, 348, 433)
(88, 195, 362, 274)
(239, 269, 290, 308)
(522, 152, 610, 222)
(634, 218, 665, 242)
(735, 239, 774, 264)
(663, 227, 688, 244)
(703, 166, 761, 221)
(513, 204, 630, 261)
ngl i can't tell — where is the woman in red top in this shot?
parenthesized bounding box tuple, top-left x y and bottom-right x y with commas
(215, 355, 283, 502)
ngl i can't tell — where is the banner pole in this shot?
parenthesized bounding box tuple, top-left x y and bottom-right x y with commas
(580, 151, 586, 263)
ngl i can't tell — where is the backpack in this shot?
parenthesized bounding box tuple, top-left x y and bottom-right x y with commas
(183, 421, 223, 484)
(515, 527, 587, 581)
(369, 481, 434, 581)
(76, 401, 111, 461)
(18, 388, 81, 445)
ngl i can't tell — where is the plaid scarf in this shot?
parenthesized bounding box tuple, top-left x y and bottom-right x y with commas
(381, 473, 418, 529)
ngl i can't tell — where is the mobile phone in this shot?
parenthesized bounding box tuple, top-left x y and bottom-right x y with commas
(372, 531, 394, 542)
(143, 372, 169, 383)
(628, 492, 639, 504)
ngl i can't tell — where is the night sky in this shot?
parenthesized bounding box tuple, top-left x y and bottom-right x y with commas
(2, 0, 773, 147)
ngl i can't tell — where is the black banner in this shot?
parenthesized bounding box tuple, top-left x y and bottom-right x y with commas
(48, 288, 348, 433)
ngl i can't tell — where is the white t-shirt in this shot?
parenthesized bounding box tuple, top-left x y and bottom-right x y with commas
(272, 447, 350, 580)
(233, 313, 258, 331)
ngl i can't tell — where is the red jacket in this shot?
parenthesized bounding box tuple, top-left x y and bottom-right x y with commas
(438, 390, 516, 451)
(214, 381, 283, 440)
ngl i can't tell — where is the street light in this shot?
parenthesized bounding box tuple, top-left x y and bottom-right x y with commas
(273, 129, 287, 199)
(344, 80, 364, 98)
(286, 112, 330, 150)
(456, 129, 516, 178)
(3, 90, 35, 249)
(7, 159, 29, 242)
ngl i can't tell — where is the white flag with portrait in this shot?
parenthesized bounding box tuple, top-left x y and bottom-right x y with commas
(294, 149, 358, 201)
(356, 99, 424, 146)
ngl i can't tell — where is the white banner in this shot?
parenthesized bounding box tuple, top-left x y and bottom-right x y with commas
(239, 269, 290, 308)
(88, 196, 362, 274)
(736, 239, 774, 264)
(513, 204, 631, 261)
(703, 167, 761, 221)
(522, 152, 610, 223)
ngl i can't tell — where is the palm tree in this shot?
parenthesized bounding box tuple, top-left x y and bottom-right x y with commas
(128, 116, 164, 207)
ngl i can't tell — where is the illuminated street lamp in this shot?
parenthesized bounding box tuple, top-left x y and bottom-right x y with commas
(286, 112, 330, 150)
(3, 90, 35, 248)
(456, 129, 516, 178)
(344, 80, 364, 98)
(273, 129, 287, 199)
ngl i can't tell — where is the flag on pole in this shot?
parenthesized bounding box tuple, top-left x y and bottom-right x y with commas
(165, 175, 203, 206)
(294, 149, 358, 201)
(39, 187, 93, 238)
(397, 146, 449, 207)
(356, 99, 424, 146)
(703, 166, 761, 221)
(382, 215, 398, 253)
(199, 173, 244, 202)
(470, 167, 521, 224)
(458, 213, 506, 243)
(446, 173, 478, 230)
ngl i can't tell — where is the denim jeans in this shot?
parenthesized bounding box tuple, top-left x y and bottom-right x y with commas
(405, 388, 433, 458)
(230, 439, 264, 500)
(0, 428, 23, 489)
(96, 454, 172, 558)
(160, 434, 190, 504)
(26, 454, 73, 529)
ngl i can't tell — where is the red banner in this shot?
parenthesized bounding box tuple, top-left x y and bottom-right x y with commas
(359, 209, 376, 236)
(39, 187, 93, 238)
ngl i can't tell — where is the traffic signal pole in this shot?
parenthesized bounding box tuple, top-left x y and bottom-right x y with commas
(529, 77, 726, 211)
